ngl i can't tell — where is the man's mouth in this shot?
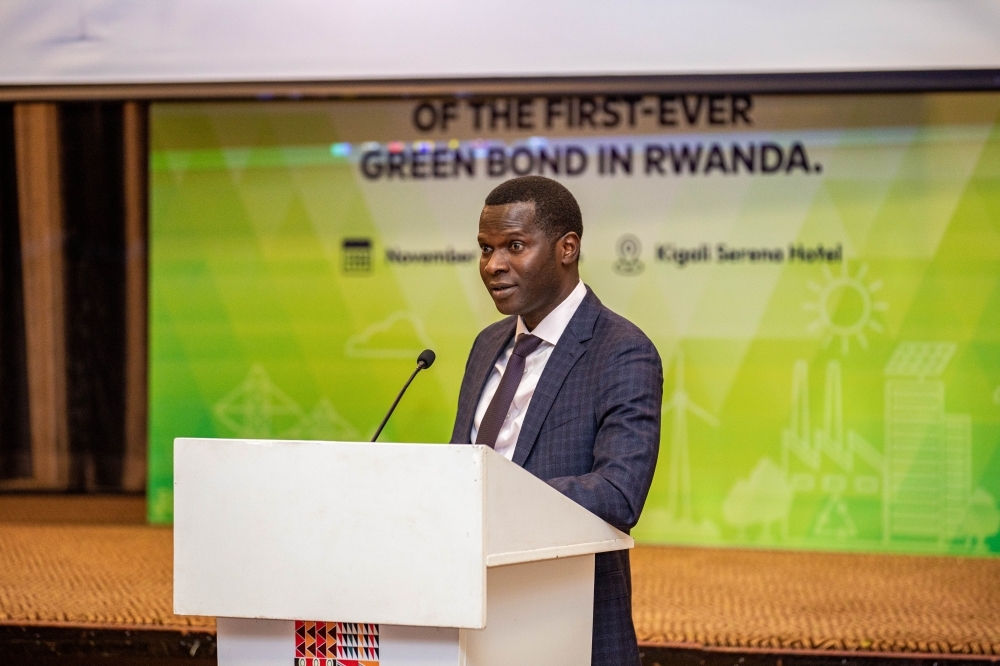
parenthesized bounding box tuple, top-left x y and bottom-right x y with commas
(490, 283, 516, 297)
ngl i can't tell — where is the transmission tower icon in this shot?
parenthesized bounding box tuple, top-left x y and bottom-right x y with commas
(663, 350, 719, 529)
(214, 365, 305, 438)
(213, 365, 360, 441)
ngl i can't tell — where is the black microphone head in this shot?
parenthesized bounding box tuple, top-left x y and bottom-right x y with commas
(417, 349, 436, 369)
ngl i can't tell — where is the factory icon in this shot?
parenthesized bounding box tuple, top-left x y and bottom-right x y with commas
(780, 359, 883, 542)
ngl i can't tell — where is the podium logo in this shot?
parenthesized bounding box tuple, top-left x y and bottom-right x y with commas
(613, 234, 644, 276)
(295, 621, 379, 665)
(342, 238, 373, 274)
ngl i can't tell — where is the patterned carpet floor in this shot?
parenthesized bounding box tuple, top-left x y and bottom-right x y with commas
(630, 545, 1000, 655)
(0, 524, 211, 631)
(1, 523, 998, 655)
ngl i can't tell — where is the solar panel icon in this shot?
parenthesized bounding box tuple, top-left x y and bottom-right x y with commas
(884, 341, 956, 379)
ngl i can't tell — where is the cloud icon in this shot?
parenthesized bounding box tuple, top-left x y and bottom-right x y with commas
(345, 311, 434, 360)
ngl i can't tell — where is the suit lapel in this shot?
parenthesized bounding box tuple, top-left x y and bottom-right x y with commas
(452, 317, 516, 443)
(512, 288, 601, 466)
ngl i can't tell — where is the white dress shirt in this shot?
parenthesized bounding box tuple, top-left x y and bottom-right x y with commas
(471, 280, 587, 460)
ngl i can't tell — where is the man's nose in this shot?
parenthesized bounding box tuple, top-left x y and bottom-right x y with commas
(484, 251, 507, 274)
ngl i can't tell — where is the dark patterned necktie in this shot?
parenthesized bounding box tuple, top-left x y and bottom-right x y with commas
(476, 333, 544, 449)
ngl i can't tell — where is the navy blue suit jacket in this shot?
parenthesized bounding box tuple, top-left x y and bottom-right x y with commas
(451, 286, 662, 666)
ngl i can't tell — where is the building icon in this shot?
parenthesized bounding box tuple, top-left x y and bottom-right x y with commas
(882, 342, 970, 545)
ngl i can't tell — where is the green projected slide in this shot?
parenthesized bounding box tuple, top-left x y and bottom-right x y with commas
(149, 93, 1000, 556)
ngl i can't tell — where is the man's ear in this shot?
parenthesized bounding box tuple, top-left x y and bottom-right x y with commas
(558, 232, 581, 266)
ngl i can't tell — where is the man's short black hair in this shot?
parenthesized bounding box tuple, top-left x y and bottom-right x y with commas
(484, 175, 583, 240)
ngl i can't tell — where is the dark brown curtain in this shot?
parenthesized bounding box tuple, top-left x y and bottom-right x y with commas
(0, 103, 32, 480)
(60, 103, 127, 491)
(0, 101, 134, 491)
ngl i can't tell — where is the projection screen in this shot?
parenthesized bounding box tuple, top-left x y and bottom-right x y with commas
(147, 91, 1000, 556)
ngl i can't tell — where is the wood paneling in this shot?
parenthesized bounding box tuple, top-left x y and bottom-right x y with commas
(0, 494, 146, 523)
(122, 101, 148, 492)
(13, 102, 69, 488)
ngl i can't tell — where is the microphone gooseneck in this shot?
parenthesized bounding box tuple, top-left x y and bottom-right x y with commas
(370, 349, 436, 442)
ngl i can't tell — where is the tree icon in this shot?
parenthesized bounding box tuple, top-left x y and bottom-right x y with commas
(961, 488, 1000, 553)
(722, 457, 794, 543)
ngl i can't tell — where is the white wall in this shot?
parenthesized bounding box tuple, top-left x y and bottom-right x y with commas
(1, 0, 999, 85)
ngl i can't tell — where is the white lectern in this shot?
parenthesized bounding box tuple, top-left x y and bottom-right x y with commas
(173, 438, 632, 666)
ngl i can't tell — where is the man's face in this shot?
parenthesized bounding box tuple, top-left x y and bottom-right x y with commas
(477, 202, 564, 326)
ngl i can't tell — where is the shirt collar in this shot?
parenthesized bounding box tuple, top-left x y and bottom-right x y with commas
(515, 280, 587, 346)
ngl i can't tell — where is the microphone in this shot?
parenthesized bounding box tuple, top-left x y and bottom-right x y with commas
(370, 349, 436, 442)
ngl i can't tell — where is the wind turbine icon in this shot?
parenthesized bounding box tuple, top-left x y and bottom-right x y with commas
(664, 350, 719, 526)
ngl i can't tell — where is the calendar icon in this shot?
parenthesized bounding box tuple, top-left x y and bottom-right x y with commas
(342, 238, 373, 274)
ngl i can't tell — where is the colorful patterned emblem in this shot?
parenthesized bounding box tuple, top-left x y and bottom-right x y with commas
(294, 621, 379, 666)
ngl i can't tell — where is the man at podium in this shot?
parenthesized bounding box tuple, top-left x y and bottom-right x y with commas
(452, 175, 663, 666)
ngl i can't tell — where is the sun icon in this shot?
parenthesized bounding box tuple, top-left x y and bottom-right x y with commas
(803, 263, 887, 355)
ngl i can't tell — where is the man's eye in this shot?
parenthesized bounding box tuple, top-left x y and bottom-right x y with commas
(511, 242, 524, 251)
(481, 245, 491, 253)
